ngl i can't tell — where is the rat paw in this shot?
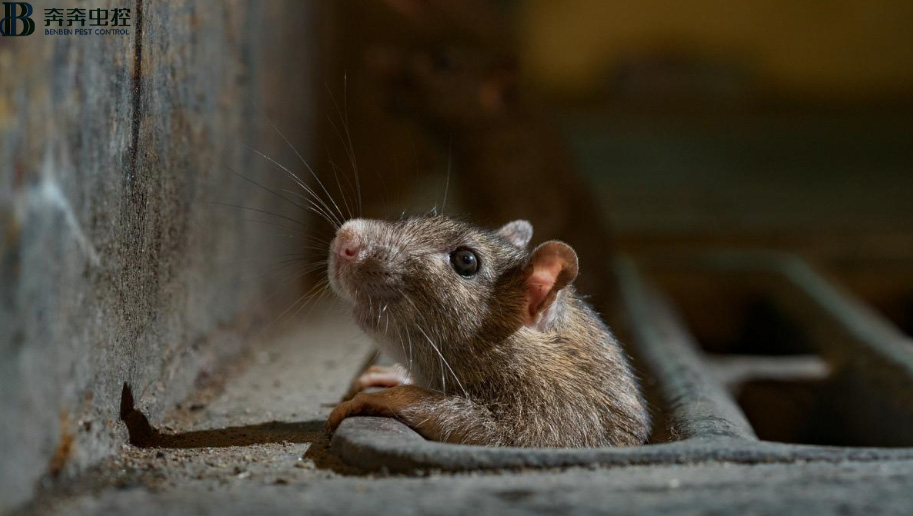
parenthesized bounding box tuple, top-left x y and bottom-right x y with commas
(343, 364, 412, 401)
(326, 391, 397, 433)
(325, 398, 358, 433)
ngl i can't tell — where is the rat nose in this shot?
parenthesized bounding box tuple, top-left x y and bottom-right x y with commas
(334, 231, 363, 261)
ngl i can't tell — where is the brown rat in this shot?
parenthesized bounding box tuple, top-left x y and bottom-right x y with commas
(325, 216, 648, 447)
(365, 0, 615, 304)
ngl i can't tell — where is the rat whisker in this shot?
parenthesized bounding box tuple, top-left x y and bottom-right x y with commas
(223, 259, 317, 286)
(225, 256, 326, 272)
(265, 263, 327, 300)
(208, 201, 307, 228)
(242, 144, 343, 229)
(243, 249, 330, 261)
(252, 267, 329, 336)
(230, 166, 341, 232)
(241, 145, 331, 207)
(403, 294, 468, 399)
(325, 153, 355, 221)
(278, 188, 343, 230)
(405, 328, 414, 376)
(265, 257, 328, 271)
(227, 167, 316, 221)
(250, 101, 348, 225)
(255, 235, 331, 249)
(325, 79, 362, 217)
(268, 280, 325, 326)
(298, 279, 333, 321)
(325, 116, 360, 219)
(240, 218, 303, 234)
(236, 216, 331, 247)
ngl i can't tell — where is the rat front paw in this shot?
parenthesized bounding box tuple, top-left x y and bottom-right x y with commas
(326, 391, 397, 433)
(325, 398, 358, 433)
(343, 364, 412, 401)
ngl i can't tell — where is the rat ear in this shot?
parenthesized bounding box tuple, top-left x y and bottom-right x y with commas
(497, 220, 533, 248)
(523, 241, 579, 329)
(480, 59, 518, 111)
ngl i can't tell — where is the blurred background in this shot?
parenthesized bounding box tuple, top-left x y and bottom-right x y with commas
(327, 0, 913, 248)
(323, 0, 913, 336)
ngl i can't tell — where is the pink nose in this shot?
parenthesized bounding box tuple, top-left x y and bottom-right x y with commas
(334, 232, 362, 261)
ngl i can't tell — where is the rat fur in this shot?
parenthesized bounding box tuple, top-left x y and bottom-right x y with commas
(326, 216, 648, 447)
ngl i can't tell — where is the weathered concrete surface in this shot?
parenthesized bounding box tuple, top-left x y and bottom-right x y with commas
(34, 460, 913, 516)
(13, 304, 372, 515)
(14, 303, 913, 516)
(0, 1, 321, 511)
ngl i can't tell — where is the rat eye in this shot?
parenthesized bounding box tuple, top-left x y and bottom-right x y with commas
(450, 247, 480, 277)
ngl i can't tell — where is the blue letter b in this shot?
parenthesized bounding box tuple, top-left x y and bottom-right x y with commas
(1, 3, 35, 36)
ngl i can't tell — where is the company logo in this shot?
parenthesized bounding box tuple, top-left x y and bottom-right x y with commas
(0, 4, 132, 37)
(0, 2, 35, 36)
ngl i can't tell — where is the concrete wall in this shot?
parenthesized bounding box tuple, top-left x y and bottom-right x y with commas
(0, 1, 319, 510)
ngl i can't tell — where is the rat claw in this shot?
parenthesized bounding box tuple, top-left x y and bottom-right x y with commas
(343, 365, 412, 401)
(326, 398, 359, 433)
(326, 390, 406, 433)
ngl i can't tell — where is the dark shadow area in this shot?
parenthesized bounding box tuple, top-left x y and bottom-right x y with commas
(138, 420, 326, 449)
(605, 302, 677, 445)
(119, 383, 157, 448)
(737, 378, 825, 445)
(823, 259, 913, 338)
(652, 272, 815, 355)
(119, 383, 360, 474)
(839, 281, 913, 338)
(736, 373, 913, 448)
(716, 298, 813, 355)
(642, 264, 913, 447)
(899, 296, 913, 337)
(869, 294, 913, 338)
(119, 383, 323, 448)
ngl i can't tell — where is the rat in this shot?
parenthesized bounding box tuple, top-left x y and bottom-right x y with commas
(325, 216, 649, 447)
(363, 0, 616, 304)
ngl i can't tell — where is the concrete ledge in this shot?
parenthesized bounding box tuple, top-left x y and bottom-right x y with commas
(331, 417, 913, 473)
(331, 252, 913, 472)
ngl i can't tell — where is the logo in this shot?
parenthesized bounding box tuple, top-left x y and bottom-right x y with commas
(0, 2, 34, 36)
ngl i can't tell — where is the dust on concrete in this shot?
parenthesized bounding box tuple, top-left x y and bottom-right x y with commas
(11, 304, 376, 516)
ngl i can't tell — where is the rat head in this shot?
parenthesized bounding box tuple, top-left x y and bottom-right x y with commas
(328, 216, 579, 352)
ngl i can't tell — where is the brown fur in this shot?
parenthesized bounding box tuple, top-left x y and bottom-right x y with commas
(327, 216, 648, 447)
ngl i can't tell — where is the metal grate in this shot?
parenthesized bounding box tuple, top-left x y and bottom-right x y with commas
(330, 251, 913, 471)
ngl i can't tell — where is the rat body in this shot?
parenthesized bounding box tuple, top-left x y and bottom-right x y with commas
(326, 216, 648, 447)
